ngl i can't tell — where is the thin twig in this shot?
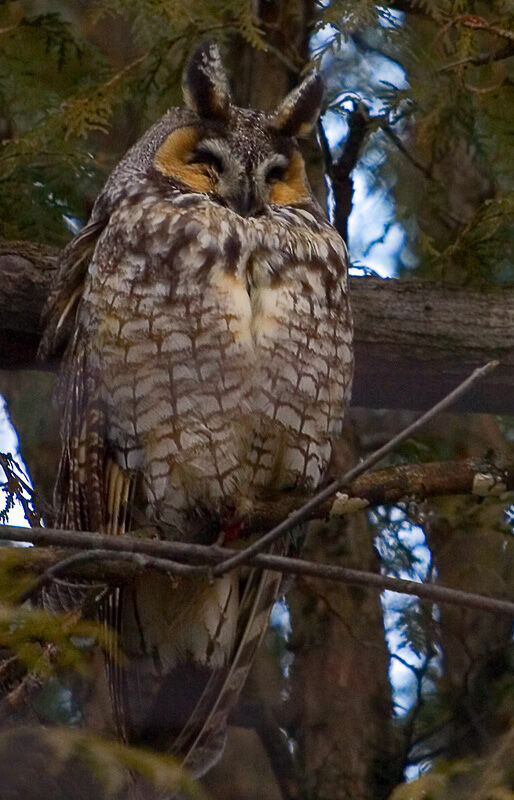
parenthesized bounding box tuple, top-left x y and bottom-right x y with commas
(1, 523, 513, 617)
(438, 41, 514, 72)
(232, 551, 514, 616)
(0, 24, 19, 36)
(211, 361, 498, 576)
(17, 549, 199, 604)
(262, 40, 300, 74)
(102, 52, 150, 90)
(380, 123, 432, 179)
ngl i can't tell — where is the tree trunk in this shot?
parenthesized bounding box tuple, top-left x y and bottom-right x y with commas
(288, 514, 400, 800)
(423, 417, 514, 763)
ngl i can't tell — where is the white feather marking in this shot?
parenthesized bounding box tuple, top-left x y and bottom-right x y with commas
(55, 285, 83, 333)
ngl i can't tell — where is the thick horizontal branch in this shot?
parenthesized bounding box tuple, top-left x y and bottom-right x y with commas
(0, 241, 59, 371)
(352, 278, 514, 413)
(4, 454, 512, 534)
(2, 241, 514, 412)
(2, 526, 513, 616)
(251, 455, 513, 527)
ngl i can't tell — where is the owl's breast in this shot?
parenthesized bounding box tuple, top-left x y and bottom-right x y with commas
(242, 211, 353, 492)
(80, 197, 257, 530)
(77, 195, 352, 518)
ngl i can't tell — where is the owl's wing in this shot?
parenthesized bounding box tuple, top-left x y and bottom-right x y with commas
(41, 330, 113, 614)
(53, 334, 106, 533)
(38, 217, 106, 361)
(55, 351, 279, 776)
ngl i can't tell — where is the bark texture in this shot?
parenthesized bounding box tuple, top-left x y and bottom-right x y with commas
(422, 417, 514, 765)
(288, 515, 400, 800)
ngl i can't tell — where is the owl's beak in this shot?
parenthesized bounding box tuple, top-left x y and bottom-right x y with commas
(231, 178, 261, 217)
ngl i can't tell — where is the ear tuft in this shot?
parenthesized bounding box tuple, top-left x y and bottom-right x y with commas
(270, 73, 324, 137)
(182, 41, 231, 121)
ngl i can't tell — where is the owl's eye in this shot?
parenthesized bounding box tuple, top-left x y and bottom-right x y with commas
(266, 163, 288, 184)
(190, 149, 224, 174)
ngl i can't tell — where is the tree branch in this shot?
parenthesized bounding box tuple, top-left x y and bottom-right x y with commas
(321, 102, 379, 243)
(438, 41, 514, 71)
(3, 445, 514, 575)
(380, 122, 432, 179)
(215, 456, 514, 527)
(2, 527, 513, 617)
(4, 450, 513, 544)
(17, 548, 200, 604)
(3, 241, 514, 413)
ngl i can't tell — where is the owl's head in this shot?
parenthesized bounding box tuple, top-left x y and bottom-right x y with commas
(151, 42, 324, 217)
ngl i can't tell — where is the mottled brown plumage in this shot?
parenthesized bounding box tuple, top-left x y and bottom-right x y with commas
(40, 41, 353, 783)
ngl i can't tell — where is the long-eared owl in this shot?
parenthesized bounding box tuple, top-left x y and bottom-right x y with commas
(40, 42, 353, 781)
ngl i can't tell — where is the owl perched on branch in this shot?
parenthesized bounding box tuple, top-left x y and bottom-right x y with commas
(40, 42, 353, 781)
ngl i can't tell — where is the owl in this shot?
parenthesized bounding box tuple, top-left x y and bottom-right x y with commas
(39, 42, 353, 782)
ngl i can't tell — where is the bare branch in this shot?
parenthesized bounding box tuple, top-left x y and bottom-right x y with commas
(230, 456, 514, 527)
(2, 454, 513, 541)
(380, 123, 432, 179)
(17, 548, 200, 604)
(1, 522, 513, 617)
(342, 458, 513, 510)
(438, 41, 514, 71)
(211, 362, 497, 576)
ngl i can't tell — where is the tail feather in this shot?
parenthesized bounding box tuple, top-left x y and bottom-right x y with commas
(179, 549, 284, 775)
(101, 458, 135, 743)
